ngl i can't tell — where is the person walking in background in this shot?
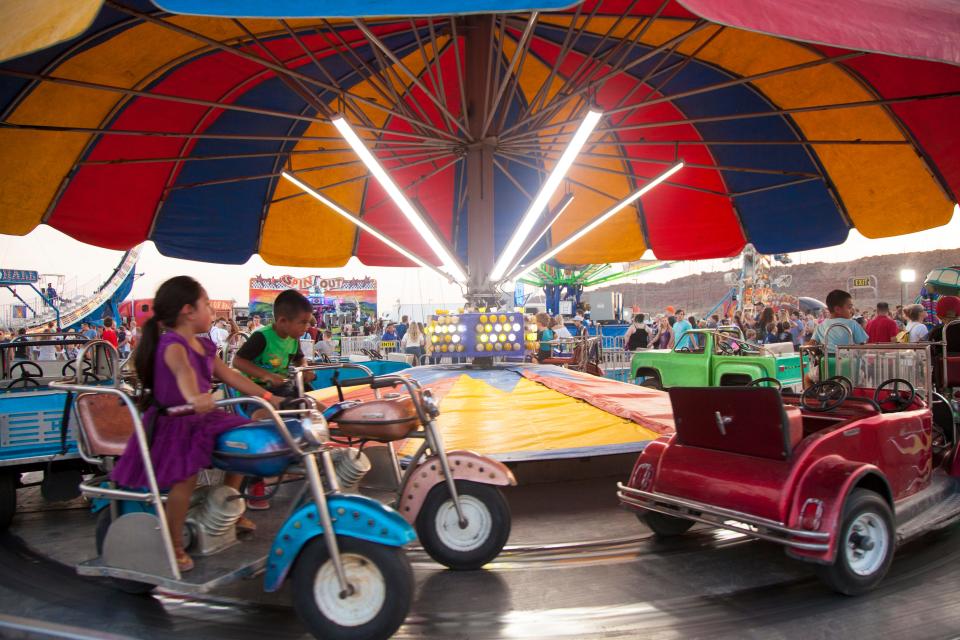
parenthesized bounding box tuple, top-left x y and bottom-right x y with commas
(116, 319, 129, 357)
(381, 323, 398, 343)
(656, 316, 672, 349)
(866, 302, 898, 343)
(395, 315, 409, 342)
(553, 315, 572, 340)
(45, 282, 58, 306)
(624, 314, 649, 351)
(901, 304, 929, 342)
(101, 317, 118, 348)
(671, 309, 692, 349)
(400, 322, 425, 361)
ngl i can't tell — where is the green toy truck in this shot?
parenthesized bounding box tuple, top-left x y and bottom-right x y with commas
(631, 329, 805, 391)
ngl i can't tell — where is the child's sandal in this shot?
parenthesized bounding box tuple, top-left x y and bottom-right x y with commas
(236, 515, 257, 533)
(175, 548, 194, 572)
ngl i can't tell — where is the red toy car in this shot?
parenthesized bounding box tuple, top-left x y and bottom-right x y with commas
(618, 374, 960, 595)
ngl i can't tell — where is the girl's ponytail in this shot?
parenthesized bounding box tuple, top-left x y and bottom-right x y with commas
(133, 276, 203, 410)
(134, 316, 161, 409)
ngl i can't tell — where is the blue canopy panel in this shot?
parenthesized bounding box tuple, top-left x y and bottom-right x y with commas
(144, 30, 421, 263)
(151, 0, 583, 18)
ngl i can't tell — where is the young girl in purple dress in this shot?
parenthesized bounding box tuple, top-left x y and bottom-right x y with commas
(111, 276, 282, 572)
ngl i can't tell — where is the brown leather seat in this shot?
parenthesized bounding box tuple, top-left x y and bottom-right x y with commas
(75, 393, 135, 458)
(331, 396, 419, 442)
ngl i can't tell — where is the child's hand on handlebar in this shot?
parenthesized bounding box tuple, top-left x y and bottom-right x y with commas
(303, 370, 316, 383)
(189, 393, 216, 414)
(267, 373, 286, 387)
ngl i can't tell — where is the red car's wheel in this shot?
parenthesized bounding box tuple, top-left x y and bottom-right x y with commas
(639, 511, 695, 537)
(816, 489, 894, 595)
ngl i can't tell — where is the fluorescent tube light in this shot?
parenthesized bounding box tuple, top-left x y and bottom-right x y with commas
(509, 162, 684, 283)
(281, 171, 455, 282)
(503, 193, 575, 280)
(331, 117, 467, 283)
(489, 110, 603, 282)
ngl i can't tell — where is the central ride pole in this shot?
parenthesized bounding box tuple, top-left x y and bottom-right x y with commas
(463, 16, 500, 309)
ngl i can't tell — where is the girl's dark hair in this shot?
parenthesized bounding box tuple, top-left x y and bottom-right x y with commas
(134, 276, 202, 409)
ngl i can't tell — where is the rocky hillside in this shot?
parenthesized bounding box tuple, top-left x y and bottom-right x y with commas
(598, 248, 960, 314)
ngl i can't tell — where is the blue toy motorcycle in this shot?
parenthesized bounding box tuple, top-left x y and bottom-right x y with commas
(50, 374, 416, 640)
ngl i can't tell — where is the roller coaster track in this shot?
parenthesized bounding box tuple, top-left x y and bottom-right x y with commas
(11, 245, 141, 329)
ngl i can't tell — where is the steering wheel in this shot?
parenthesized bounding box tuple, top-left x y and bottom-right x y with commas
(801, 380, 848, 412)
(826, 375, 854, 396)
(61, 360, 104, 383)
(748, 377, 782, 390)
(716, 338, 737, 356)
(677, 346, 692, 353)
(873, 378, 916, 413)
(10, 361, 43, 379)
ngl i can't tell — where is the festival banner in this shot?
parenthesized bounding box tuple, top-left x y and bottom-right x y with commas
(249, 275, 377, 320)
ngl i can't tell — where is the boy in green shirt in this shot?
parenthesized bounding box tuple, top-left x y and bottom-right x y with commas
(234, 289, 316, 395)
(233, 289, 316, 510)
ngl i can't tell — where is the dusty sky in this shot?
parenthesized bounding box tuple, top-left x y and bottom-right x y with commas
(2, 204, 958, 308)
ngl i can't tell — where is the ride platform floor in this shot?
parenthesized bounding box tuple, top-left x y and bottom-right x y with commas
(2, 469, 960, 639)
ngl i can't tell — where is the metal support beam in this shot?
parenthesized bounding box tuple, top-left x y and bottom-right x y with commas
(463, 16, 498, 304)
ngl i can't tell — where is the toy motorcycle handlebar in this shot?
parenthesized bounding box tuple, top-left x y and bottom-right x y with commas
(334, 375, 402, 390)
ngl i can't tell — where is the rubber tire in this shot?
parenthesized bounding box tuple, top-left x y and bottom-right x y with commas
(815, 489, 895, 596)
(0, 473, 17, 531)
(94, 510, 157, 595)
(291, 535, 413, 640)
(416, 480, 511, 571)
(639, 511, 695, 538)
(638, 376, 663, 390)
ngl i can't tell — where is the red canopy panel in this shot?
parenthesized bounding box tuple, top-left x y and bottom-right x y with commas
(677, 0, 960, 65)
(823, 49, 960, 203)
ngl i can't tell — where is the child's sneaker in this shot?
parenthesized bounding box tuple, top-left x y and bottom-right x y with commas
(246, 480, 270, 510)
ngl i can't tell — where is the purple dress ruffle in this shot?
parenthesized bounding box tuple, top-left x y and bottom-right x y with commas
(111, 332, 248, 489)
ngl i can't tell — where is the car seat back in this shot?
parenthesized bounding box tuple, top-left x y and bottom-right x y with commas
(669, 387, 800, 460)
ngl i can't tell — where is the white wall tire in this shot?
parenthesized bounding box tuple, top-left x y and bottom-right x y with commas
(417, 480, 511, 571)
(291, 536, 412, 640)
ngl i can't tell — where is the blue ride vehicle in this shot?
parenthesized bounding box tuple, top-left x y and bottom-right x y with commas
(52, 373, 416, 640)
(0, 334, 116, 529)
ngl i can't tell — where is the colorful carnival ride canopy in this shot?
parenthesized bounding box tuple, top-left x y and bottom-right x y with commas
(0, 0, 958, 292)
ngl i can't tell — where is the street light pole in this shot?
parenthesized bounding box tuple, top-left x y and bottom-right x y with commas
(899, 268, 916, 310)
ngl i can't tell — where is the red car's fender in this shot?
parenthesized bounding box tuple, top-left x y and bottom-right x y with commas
(626, 436, 673, 490)
(786, 454, 891, 564)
